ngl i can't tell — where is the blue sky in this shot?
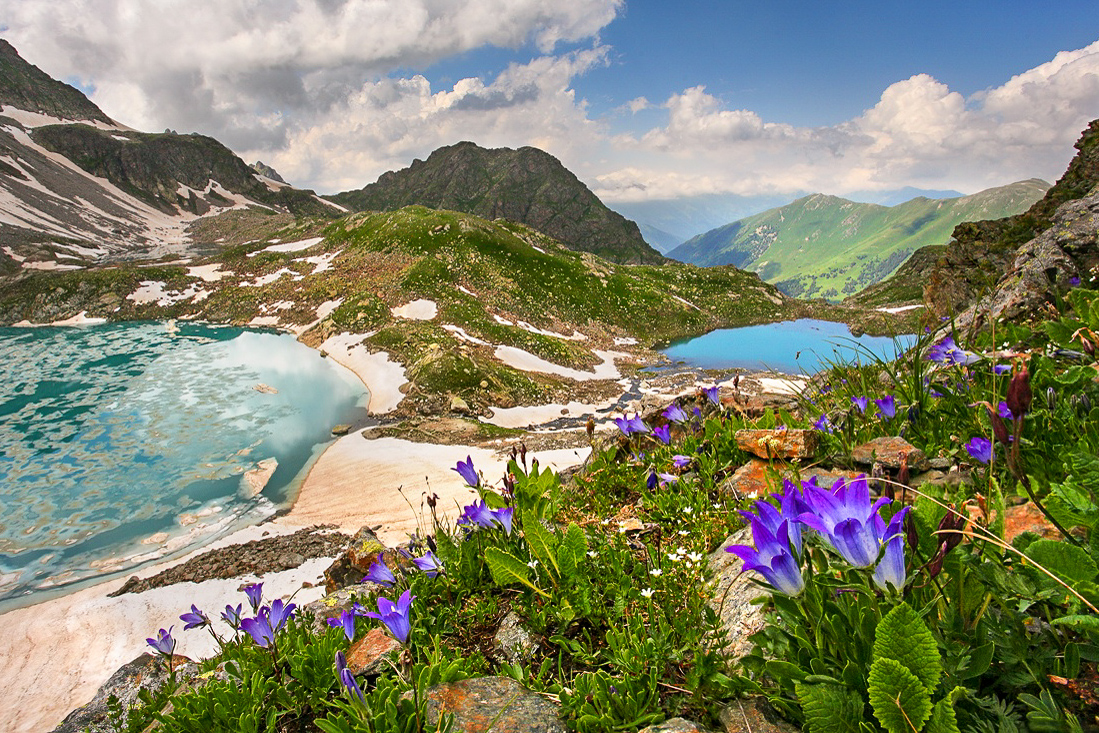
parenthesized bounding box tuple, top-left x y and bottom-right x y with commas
(2, 0, 1098, 201)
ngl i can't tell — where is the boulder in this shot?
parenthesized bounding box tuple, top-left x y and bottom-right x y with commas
(323, 526, 386, 592)
(493, 611, 540, 666)
(52, 654, 195, 733)
(706, 527, 770, 660)
(735, 429, 818, 461)
(346, 627, 402, 676)
(718, 698, 800, 732)
(721, 459, 862, 500)
(850, 436, 930, 472)
(639, 718, 711, 733)
(419, 676, 566, 733)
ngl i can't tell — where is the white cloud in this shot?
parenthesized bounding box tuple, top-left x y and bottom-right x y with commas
(597, 40, 1099, 201)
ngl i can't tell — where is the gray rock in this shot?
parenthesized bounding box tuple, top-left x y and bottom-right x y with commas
(52, 653, 196, 733)
(493, 611, 540, 666)
(639, 717, 712, 733)
(420, 676, 566, 733)
(718, 698, 800, 732)
(707, 527, 770, 660)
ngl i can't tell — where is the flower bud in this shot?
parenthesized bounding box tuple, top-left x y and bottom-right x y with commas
(1046, 386, 1056, 412)
(1083, 337, 1096, 359)
(1006, 366, 1032, 417)
(991, 411, 1011, 445)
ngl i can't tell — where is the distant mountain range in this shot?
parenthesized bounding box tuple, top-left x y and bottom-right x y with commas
(329, 142, 662, 265)
(667, 180, 1049, 300)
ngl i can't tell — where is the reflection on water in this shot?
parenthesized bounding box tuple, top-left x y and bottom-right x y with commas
(662, 319, 915, 374)
(0, 322, 368, 610)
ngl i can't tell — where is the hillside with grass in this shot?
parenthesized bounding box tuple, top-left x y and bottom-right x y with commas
(670, 180, 1048, 300)
(0, 205, 824, 416)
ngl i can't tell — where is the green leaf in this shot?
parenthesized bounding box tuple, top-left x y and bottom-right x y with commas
(558, 522, 587, 579)
(1051, 614, 1099, 632)
(796, 682, 866, 733)
(484, 547, 548, 597)
(873, 602, 941, 693)
(869, 657, 933, 733)
(924, 696, 960, 733)
(1026, 539, 1099, 585)
(960, 642, 995, 680)
(765, 660, 808, 684)
(523, 515, 560, 581)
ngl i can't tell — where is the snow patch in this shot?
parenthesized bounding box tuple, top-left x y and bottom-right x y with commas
(482, 398, 618, 429)
(295, 251, 338, 274)
(249, 237, 324, 256)
(614, 337, 638, 346)
(319, 333, 407, 414)
(187, 264, 232, 282)
(877, 304, 924, 314)
(494, 347, 628, 381)
(240, 268, 302, 287)
(127, 281, 207, 306)
(443, 325, 491, 346)
(390, 299, 437, 320)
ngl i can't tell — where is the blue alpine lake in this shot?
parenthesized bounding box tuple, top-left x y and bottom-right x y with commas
(661, 319, 915, 374)
(0, 322, 368, 611)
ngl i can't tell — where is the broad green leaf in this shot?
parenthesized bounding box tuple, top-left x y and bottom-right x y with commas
(1026, 539, 1098, 585)
(796, 682, 865, 733)
(1051, 614, 1099, 632)
(960, 642, 995, 679)
(484, 547, 548, 597)
(765, 660, 808, 684)
(523, 514, 560, 581)
(924, 695, 960, 733)
(868, 657, 933, 733)
(873, 602, 941, 693)
(558, 522, 587, 578)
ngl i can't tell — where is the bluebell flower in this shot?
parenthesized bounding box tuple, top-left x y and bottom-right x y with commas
(997, 401, 1014, 419)
(221, 603, 243, 630)
(874, 395, 896, 419)
(243, 582, 263, 613)
(872, 507, 910, 592)
(363, 589, 415, 643)
(326, 609, 358, 643)
(702, 385, 720, 405)
(663, 404, 689, 423)
(965, 436, 993, 464)
(657, 472, 678, 485)
(646, 469, 658, 490)
(268, 599, 296, 633)
(335, 650, 366, 704)
(851, 396, 868, 414)
(614, 414, 649, 435)
(493, 506, 514, 534)
(179, 604, 209, 631)
(241, 613, 275, 648)
(993, 364, 1012, 376)
(414, 551, 444, 577)
(362, 556, 396, 586)
(726, 517, 804, 596)
(813, 413, 833, 433)
(453, 455, 479, 488)
(457, 499, 496, 529)
(652, 424, 672, 445)
(797, 476, 891, 568)
(672, 454, 691, 469)
(146, 627, 175, 657)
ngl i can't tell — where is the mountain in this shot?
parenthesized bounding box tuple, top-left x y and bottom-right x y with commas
(328, 142, 662, 265)
(857, 119, 1099, 316)
(668, 180, 1049, 300)
(844, 187, 965, 207)
(609, 192, 798, 245)
(635, 222, 683, 254)
(0, 40, 344, 273)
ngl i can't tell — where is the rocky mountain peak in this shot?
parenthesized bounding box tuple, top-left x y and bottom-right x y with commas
(0, 39, 113, 124)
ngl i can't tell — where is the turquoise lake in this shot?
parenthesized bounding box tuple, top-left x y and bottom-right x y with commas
(0, 322, 368, 611)
(661, 319, 915, 374)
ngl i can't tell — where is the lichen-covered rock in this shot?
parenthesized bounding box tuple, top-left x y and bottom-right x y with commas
(706, 527, 769, 660)
(346, 627, 402, 676)
(718, 698, 800, 732)
(419, 676, 566, 733)
(52, 654, 195, 733)
(721, 458, 862, 500)
(735, 429, 818, 460)
(639, 717, 712, 733)
(323, 525, 386, 592)
(493, 611, 540, 666)
(851, 436, 930, 472)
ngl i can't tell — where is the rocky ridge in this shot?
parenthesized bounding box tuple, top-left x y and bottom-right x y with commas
(329, 141, 663, 265)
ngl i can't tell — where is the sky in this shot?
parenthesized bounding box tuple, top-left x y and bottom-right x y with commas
(2, 0, 1099, 203)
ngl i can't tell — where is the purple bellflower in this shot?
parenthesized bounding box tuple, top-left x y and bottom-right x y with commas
(872, 507, 911, 592)
(335, 650, 366, 704)
(364, 589, 415, 643)
(874, 396, 897, 419)
(179, 604, 209, 631)
(493, 506, 514, 534)
(221, 603, 243, 630)
(414, 551, 444, 578)
(241, 613, 275, 648)
(646, 469, 658, 491)
(268, 599, 296, 633)
(797, 475, 892, 568)
(146, 627, 176, 657)
(965, 436, 993, 464)
(363, 556, 396, 586)
(327, 609, 358, 643)
(663, 404, 689, 423)
(813, 413, 833, 433)
(657, 472, 678, 485)
(457, 499, 496, 529)
(726, 517, 804, 596)
(615, 414, 649, 435)
(672, 455, 691, 469)
(851, 396, 868, 414)
(243, 582, 263, 612)
(453, 456, 479, 488)
(652, 424, 672, 445)
(702, 385, 720, 405)
(997, 401, 1014, 419)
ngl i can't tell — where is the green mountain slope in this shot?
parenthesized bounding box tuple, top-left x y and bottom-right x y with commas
(855, 119, 1099, 313)
(0, 206, 800, 414)
(669, 180, 1048, 300)
(329, 141, 662, 265)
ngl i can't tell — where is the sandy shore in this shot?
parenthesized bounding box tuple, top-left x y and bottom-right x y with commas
(0, 426, 590, 733)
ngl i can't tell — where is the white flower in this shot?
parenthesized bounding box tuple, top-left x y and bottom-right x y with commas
(687, 552, 703, 563)
(682, 506, 693, 515)
(650, 568, 663, 576)
(678, 530, 690, 536)
(527, 560, 538, 570)
(640, 588, 654, 598)
(747, 491, 758, 499)
(676, 547, 687, 555)
(667, 552, 679, 562)
(587, 550, 599, 558)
